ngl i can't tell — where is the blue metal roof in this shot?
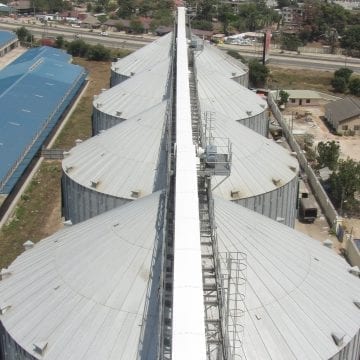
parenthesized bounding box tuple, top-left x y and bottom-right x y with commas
(0, 46, 87, 194)
(0, 30, 17, 48)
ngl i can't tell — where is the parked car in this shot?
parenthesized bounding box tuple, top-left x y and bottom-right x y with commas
(100, 31, 108, 36)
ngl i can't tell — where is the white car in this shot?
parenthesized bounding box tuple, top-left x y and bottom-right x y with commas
(100, 31, 108, 36)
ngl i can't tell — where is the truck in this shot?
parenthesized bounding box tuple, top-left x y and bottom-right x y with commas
(298, 198, 317, 223)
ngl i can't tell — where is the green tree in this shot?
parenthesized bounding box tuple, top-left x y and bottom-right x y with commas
(349, 77, 360, 96)
(278, 90, 289, 105)
(340, 25, 360, 55)
(248, 59, 269, 87)
(316, 140, 340, 170)
(67, 39, 89, 57)
(334, 67, 353, 83)
(129, 19, 144, 34)
(226, 50, 246, 63)
(281, 33, 303, 51)
(87, 44, 111, 61)
(16, 26, 31, 42)
(331, 75, 347, 93)
(330, 158, 360, 208)
(55, 35, 65, 49)
(117, 0, 136, 18)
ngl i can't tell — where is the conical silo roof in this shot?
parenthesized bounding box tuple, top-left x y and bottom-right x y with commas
(111, 32, 173, 82)
(214, 196, 360, 359)
(193, 39, 248, 81)
(196, 70, 267, 122)
(209, 112, 298, 200)
(0, 192, 163, 360)
(63, 101, 168, 199)
(93, 58, 170, 131)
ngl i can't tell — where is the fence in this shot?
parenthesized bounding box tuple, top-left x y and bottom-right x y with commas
(268, 92, 341, 233)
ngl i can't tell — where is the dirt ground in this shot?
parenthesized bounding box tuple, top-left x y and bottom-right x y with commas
(282, 105, 360, 240)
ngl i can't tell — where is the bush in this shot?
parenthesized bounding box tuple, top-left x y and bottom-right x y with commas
(349, 77, 360, 96)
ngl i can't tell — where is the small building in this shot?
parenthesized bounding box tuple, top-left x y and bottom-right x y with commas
(0, 3, 16, 15)
(80, 14, 100, 29)
(325, 97, 360, 135)
(280, 90, 324, 107)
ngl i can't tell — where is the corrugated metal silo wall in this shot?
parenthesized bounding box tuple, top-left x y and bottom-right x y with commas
(0, 322, 36, 360)
(232, 72, 249, 88)
(330, 331, 360, 360)
(110, 71, 129, 88)
(238, 110, 268, 137)
(61, 172, 132, 224)
(235, 175, 298, 228)
(92, 107, 125, 135)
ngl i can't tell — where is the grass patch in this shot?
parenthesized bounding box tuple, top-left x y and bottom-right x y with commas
(0, 161, 62, 268)
(268, 66, 334, 93)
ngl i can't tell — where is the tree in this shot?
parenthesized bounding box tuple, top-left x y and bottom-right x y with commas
(331, 67, 353, 93)
(329, 158, 360, 208)
(281, 33, 303, 51)
(316, 140, 340, 170)
(248, 59, 269, 87)
(87, 44, 111, 61)
(349, 77, 360, 96)
(129, 19, 144, 34)
(16, 26, 31, 42)
(226, 50, 246, 63)
(278, 90, 289, 105)
(331, 75, 347, 93)
(340, 25, 360, 55)
(67, 39, 89, 57)
(334, 67, 353, 83)
(117, 0, 136, 18)
(55, 35, 65, 49)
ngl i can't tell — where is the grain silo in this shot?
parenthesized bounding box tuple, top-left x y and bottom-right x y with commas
(207, 111, 299, 227)
(92, 58, 170, 135)
(110, 32, 173, 87)
(1, 194, 359, 359)
(62, 101, 168, 224)
(0, 192, 164, 360)
(214, 196, 360, 360)
(192, 37, 249, 87)
(196, 69, 269, 137)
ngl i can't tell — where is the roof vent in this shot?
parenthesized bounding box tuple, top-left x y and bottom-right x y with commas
(276, 217, 285, 223)
(63, 151, 71, 158)
(322, 239, 333, 248)
(231, 72, 236, 76)
(90, 179, 100, 189)
(101, 88, 106, 93)
(93, 94, 98, 100)
(290, 152, 297, 157)
(272, 178, 281, 186)
(63, 220, 72, 226)
(96, 103, 102, 108)
(23, 240, 34, 250)
(289, 165, 297, 172)
(33, 341, 48, 355)
(131, 190, 141, 198)
(75, 139, 83, 146)
(331, 332, 345, 346)
(230, 190, 241, 199)
(130, 71, 135, 76)
(348, 266, 360, 277)
(353, 300, 360, 309)
(0, 268, 11, 280)
(260, 104, 266, 109)
(246, 110, 252, 116)
(0, 304, 11, 315)
(116, 111, 122, 117)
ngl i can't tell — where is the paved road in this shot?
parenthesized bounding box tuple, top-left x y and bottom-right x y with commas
(219, 44, 360, 73)
(0, 19, 154, 50)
